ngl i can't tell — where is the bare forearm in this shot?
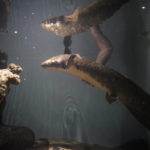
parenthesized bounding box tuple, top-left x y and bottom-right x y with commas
(96, 47, 112, 64)
(90, 25, 113, 64)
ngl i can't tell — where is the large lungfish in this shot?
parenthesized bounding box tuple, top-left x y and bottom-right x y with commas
(41, 54, 150, 130)
(40, 0, 129, 37)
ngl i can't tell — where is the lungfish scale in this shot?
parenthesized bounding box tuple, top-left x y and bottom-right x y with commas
(41, 54, 150, 130)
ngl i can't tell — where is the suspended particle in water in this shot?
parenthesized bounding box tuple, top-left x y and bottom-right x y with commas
(32, 46, 36, 49)
(31, 12, 35, 15)
(23, 78, 26, 81)
(16, 57, 19, 60)
(14, 30, 18, 34)
(24, 36, 28, 40)
(137, 0, 150, 11)
(141, 5, 146, 10)
(1, 59, 6, 64)
(24, 16, 27, 19)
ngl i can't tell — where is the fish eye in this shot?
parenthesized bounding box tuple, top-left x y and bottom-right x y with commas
(44, 19, 51, 25)
(59, 16, 64, 22)
(50, 18, 57, 24)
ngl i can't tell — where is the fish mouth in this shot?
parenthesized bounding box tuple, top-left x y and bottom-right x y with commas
(40, 22, 45, 28)
(41, 61, 49, 68)
(41, 54, 72, 70)
(40, 21, 51, 30)
(41, 60, 65, 70)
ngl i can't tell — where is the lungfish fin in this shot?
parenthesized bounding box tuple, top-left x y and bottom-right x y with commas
(66, 8, 80, 22)
(72, 8, 80, 22)
(105, 92, 118, 104)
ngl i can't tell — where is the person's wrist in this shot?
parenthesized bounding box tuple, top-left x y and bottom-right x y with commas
(90, 26, 103, 36)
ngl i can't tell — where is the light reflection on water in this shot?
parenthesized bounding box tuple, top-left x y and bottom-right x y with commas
(137, 0, 150, 11)
(141, 5, 146, 10)
(62, 96, 89, 142)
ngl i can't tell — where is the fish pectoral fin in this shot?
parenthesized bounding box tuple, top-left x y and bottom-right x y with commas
(105, 92, 118, 104)
(72, 8, 79, 22)
(65, 8, 79, 23)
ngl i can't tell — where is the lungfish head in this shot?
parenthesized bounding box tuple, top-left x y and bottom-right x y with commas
(41, 54, 81, 72)
(40, 16, 77, 36)
(40, 16, 65, 35)
(40, 9, 80, 36)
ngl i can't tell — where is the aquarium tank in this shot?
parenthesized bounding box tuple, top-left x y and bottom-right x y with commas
(0, 0, 150, 149)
